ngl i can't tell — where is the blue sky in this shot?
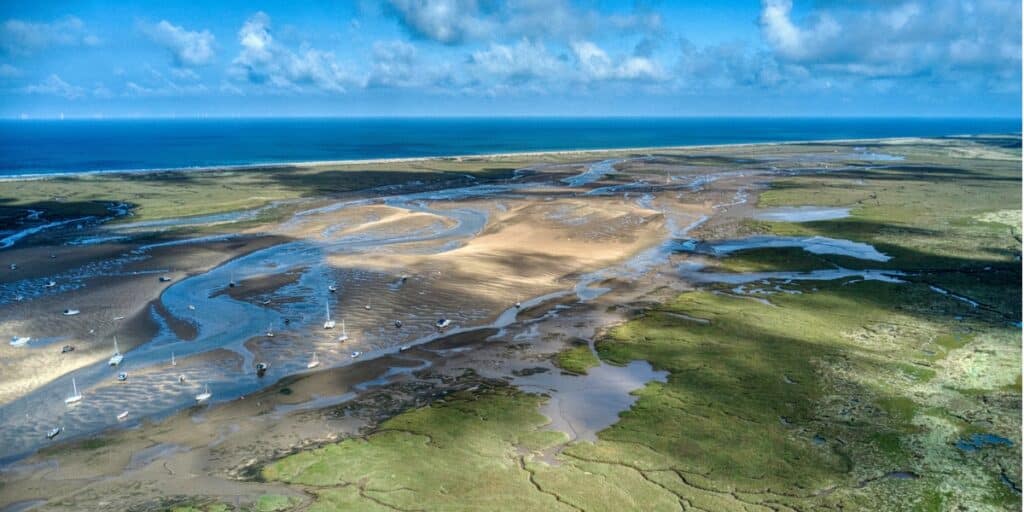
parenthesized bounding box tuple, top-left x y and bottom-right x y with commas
(0, 1, 1020, 118)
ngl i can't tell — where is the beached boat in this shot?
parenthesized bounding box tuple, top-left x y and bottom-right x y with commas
(324, 303, 336, 329)
(195, 384, 211, 403)
(338, 319, 349, 342)
(64, 378, 82, 405)
(435, 318, 452, 330)
(47, 427, 62, 439)
(307, 352, 320, 369)
(159, 276, 171, 282)
(256, 362, 269, 376)
(63, 309, 80, 316)
(108, 337, 123, 366)
(9, 336, 30, 347)
(61, 344, 74, 353)
(399, 345, 411, 352)
(117, 411, 129, 421)
(350, 351, 362, 358)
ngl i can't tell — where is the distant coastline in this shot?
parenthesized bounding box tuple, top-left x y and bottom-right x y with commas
(0, 133, 1019, 184)
(0, 117, 1018, 179)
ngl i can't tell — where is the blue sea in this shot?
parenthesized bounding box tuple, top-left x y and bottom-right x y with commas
(0, 117, 1018, 177)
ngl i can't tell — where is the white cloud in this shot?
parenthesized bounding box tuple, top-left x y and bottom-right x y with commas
(0, 16, 99, 55)
(229, 12, 355, 93)
(366, 40, 420, 87)
(758, 0, 1021, 86)
(571, 41, 665, 82)
(22, 74, 84, 99)
(384, 0, 662, 45)
(469, 39, 563, 82)
(141, 20, 216, 67)
(384, 0, 490, 44)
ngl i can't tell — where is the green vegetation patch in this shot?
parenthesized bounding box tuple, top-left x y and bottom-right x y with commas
(553, 339, 600, 374)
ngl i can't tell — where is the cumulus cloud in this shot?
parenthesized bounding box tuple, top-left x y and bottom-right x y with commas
(469, 39, 564, 83)
(0, 16, 99, 55)
(384, 0, 491, 44)
(141, 20, 215, 67)
(229, 12, 354, 93)
(384, 0, 662, 44)
(571, 41, 665, 82)
(22, 74, 84, 99)
(759, 0, 1021, 86)
(366, 40, 420, 87)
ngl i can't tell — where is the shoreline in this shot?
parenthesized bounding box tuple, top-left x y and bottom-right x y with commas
(1, 133, 1008, 182)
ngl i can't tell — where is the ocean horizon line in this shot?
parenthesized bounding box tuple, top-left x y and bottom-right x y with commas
(1, 132, 1018, 183)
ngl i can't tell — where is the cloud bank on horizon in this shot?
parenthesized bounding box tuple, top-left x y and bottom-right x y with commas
(0, 0, 1019, 117)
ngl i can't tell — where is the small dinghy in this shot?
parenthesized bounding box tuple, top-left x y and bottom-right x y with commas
(323, 303, 336, 330)
(159, 276, 172, 282)
(178, 374, 187, 383)
(9, 336, 30, 347)
(65, 378, 82, 405)
(350, 351, 362, 359)
(108, 337, 123, 366)
(187, 304, 196, 311)
(63, 309, 80, 316)
(45, 280, 57, 288)
(364, 300, 372, 310)
(307, 352, 320, 369)
(337, 319, 349, 342)
(399, 345, 411, 352)
(61, 344, 75, 353)
(435, 318, 451, 330)
(265, 323, 275, 337)
(394, 320, 402, 328)
(195, 384, 212, 403)
(116, 411, 129, 421)
(117, 372, 128, 382)
(328, 285, 338, 293)
(255, 362, 269, 377)
(47, 427, 62, 440)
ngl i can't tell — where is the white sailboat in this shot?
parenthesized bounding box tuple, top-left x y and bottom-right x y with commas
(108, 337, 123, 366)
(64, 378, 82, 404)
(323, 303, 336, 329)
(9, 336, 30, 347)
(307, 352, 320, 369)
(337, 319, 349, 342)
(195, 384, 212, 403)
